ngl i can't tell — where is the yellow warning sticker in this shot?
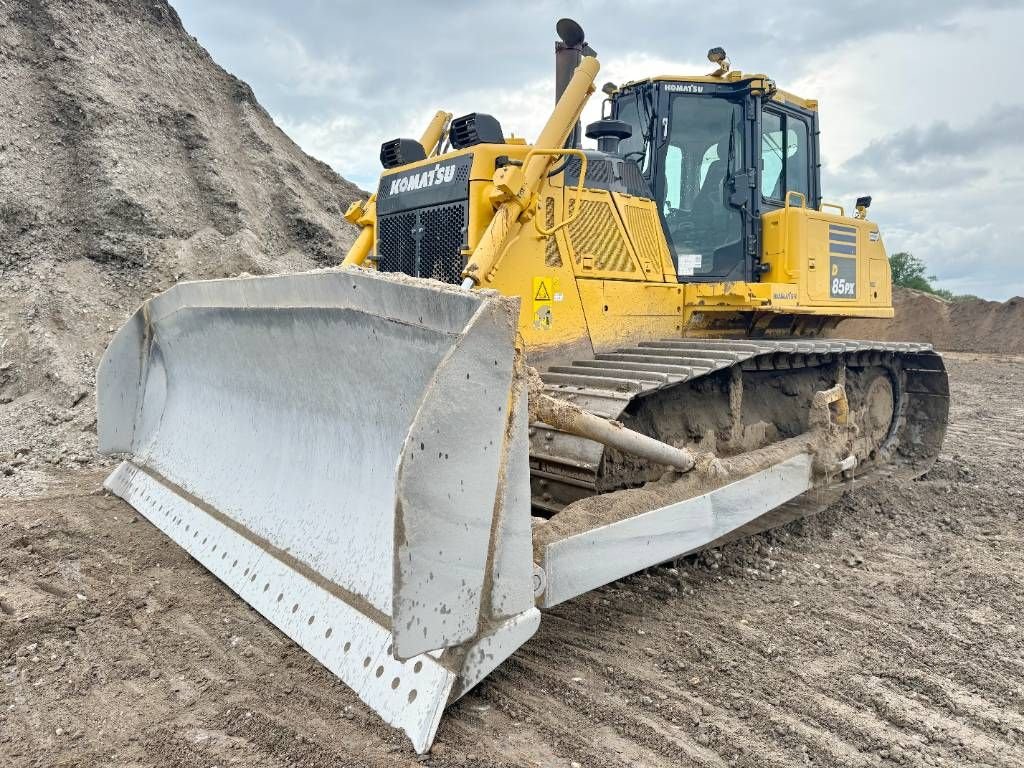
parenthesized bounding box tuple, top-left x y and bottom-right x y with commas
(532, 276, 555, 330)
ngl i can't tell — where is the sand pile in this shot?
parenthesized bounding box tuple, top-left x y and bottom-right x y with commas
(833, 288, 1024, 354)
(0, 0, 362, 493)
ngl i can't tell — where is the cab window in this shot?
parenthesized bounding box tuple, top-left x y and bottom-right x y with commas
(614, 92, 651, 173)
(761, 110, 810, 201)
(660, 95, 745, 280)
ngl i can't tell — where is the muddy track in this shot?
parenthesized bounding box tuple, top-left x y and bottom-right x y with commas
(530, 339, 947, 515)
(2, 352, 1023, 767)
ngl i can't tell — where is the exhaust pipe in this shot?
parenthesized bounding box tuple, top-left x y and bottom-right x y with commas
(555, 18, 594, 148)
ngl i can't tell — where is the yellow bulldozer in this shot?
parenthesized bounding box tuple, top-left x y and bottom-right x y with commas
(95, 20, 948, 752)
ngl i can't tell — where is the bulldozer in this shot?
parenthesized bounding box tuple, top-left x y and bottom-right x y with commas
(95, 20, 949, 753)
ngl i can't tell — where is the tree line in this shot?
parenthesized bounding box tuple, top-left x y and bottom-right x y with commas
(888, 252, 979, 302)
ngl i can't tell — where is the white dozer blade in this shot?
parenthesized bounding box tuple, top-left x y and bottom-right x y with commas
(96, 269, 540, 752)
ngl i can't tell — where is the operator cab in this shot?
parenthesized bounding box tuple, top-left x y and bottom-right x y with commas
(605, 58, 820, 283)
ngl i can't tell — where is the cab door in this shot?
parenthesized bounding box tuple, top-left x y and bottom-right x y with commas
(757, 104, 817, 213)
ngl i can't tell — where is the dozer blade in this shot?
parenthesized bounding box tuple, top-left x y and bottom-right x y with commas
(96, 269, 539, 752)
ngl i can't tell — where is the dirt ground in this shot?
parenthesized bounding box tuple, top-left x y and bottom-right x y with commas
(2, 352, 1022, 768)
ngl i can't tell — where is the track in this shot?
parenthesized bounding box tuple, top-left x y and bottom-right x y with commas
(529, 339, 950, 518)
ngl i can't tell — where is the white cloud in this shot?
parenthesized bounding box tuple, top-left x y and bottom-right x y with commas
(275, 113, 372, 188)
(287, 52, 709, 191)
(262, 33, 354, 98)
(791, 6, 1024, 299)
(792, 6, 1024, 166)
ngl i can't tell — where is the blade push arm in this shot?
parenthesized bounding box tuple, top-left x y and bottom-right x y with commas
(460, 56, 599, 289)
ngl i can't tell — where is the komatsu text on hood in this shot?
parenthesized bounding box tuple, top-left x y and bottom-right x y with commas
(388, 163, 457, 195)
(376, 153, 472, 215)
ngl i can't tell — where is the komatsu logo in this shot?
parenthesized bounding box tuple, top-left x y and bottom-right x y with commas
(388, 163, 457, 195)
(665, 83, 705, 93)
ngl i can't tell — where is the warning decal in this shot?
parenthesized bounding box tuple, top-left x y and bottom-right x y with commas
(532, 276, 556, 331)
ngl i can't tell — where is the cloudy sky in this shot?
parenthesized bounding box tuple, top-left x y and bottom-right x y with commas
(174, 1, 1023, 300)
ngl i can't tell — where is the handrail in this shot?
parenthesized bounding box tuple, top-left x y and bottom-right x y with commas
(819, 201, 846, 217)
(784, 190, 807, 209)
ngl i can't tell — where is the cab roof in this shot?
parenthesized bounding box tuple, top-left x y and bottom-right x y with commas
(618, 71, 817, 112)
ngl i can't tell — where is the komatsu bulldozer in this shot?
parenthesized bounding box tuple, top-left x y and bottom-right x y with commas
(96, 20, 948, 753)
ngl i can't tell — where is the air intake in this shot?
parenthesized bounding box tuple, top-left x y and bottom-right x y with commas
(449, 113, 505, 149)
(380, 138, 427, 169)
(585, 119, 632, 153)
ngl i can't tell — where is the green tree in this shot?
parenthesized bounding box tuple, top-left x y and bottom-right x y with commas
(888, 252, 938, 293)
(887, 252, 984, 301)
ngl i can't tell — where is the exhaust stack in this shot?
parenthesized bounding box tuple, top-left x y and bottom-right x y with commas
(554, 18, 594, 147)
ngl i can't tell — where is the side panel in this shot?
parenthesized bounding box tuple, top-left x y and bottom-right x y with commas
(760, 205, 893, 316)
(562, 187, 646, 280)
(609, 193, 674, 280)
(486, 215, 595, 362)
(578, 280, 685, 353)
(490, 184, 683, 361)
(806, 216, 858, 303)
(868, 249, 892, 306)
(803, 212, 890, 308)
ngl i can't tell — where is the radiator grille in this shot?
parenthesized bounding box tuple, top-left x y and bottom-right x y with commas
(377, 212, 417, 276)
(418, 204, 466, 283)
(619, 162, 651, 197)
(566, 155, 614, 186)
(377, 202, 467, 284)
(564, 154, 651, 197)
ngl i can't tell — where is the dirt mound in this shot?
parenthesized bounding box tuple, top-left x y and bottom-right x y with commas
(833, 288, 1024, 353)
(0, 0, 362, 494)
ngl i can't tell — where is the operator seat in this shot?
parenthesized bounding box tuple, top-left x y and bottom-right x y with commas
(687, 147, 730, 272)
